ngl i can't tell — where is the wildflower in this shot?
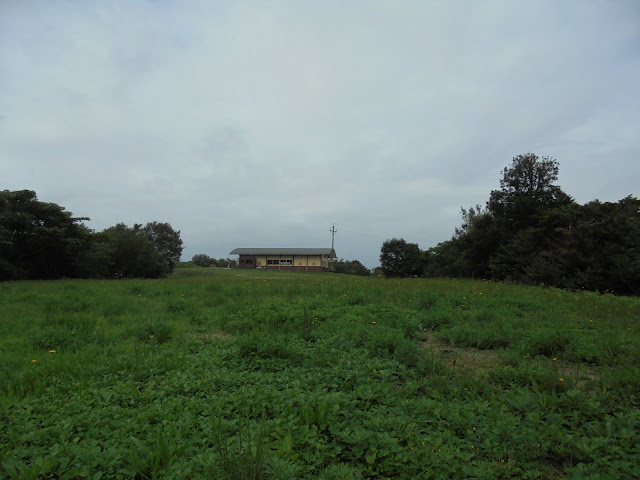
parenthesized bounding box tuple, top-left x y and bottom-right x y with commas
(371, 321, 377, 324)
(589, 320, 593, 323)
(31, 359, 37, 363)
(49, 350, 56, 354)
(559, 378, 564, 382)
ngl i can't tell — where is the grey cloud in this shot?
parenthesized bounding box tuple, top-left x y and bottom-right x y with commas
(1, 0, 638, 268)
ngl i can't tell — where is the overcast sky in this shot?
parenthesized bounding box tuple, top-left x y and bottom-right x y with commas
(2, 1, 639, 268)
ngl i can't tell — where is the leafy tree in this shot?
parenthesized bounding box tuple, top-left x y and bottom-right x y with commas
(192, 253, 214, 267)
(0, 190, 185, 280)
(488, 153, 573, 233)
(572, 196, 640, 294)
(101, 223, 166, 278)
(423, 205, 501, 279)
(0, 190, 92, 280)
(490, 196, 640, 294)
(142, 222, 183, 275)
(333, 259, 370, 276)
(426, 154, 574, 281)
(423, 154, 640, 295)
(380, 238, 423, 278)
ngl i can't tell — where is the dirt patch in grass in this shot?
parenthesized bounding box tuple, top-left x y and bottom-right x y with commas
(418, 334, 600, 386)
(419, 333, 501, 374)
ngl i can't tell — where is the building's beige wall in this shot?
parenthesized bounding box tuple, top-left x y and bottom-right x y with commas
(242, 254, 331, 269)
(307, 255, 322, 267)
(289, 255, 323, 267)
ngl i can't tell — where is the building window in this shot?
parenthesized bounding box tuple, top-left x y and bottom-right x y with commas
(267, 259, 279, 265)
(281, 260, 292, 266)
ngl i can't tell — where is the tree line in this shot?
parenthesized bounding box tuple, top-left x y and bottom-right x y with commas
(191, 254, 237, 268)
(0, 190, 183, 281)
(381, 153, 640, 295)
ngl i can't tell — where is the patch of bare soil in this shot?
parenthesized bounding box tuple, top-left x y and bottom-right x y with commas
(419, 334, 600, 386)
(418, 333, 500, 375)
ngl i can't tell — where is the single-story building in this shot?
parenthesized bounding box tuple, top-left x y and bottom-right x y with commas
(230, 248, 337, 272)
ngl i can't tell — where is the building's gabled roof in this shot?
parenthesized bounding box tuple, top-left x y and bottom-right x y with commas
(230, 248, 336, 257)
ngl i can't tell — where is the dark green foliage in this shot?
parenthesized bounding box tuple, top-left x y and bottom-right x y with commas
(0, 189, 92, 281)
(142, 221, 183, 275)
(490, 196, 640, 294)
(420, 154, 640, 295)
(380, 238, 423, 278)
(488, 153, 573, 233)
(101, 222, 183, 278)
(333, 259, 370, 276)
(192, 253, 214, 267)
(0, 190, 183, 281)
(101, 223, 167, 278)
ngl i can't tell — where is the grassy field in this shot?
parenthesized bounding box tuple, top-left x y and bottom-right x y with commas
(1, 266, 639, 479)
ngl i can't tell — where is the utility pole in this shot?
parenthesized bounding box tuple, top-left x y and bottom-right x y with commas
(330, 223, 337, 250)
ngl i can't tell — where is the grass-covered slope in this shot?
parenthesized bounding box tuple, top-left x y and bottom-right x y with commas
(1, 268, 639, 479)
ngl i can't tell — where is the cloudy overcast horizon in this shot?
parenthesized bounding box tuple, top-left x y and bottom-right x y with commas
(2, 1, 639, 268)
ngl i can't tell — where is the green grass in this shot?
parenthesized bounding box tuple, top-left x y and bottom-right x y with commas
(1, 268, 639, 479)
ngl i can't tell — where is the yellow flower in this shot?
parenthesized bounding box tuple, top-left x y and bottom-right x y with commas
(31, 359, 37, 363)
(49, 350, 56, 354)
(371, 321, 377, 324)
(559, 378, 564, 382)
(553, 357, 557, 361)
